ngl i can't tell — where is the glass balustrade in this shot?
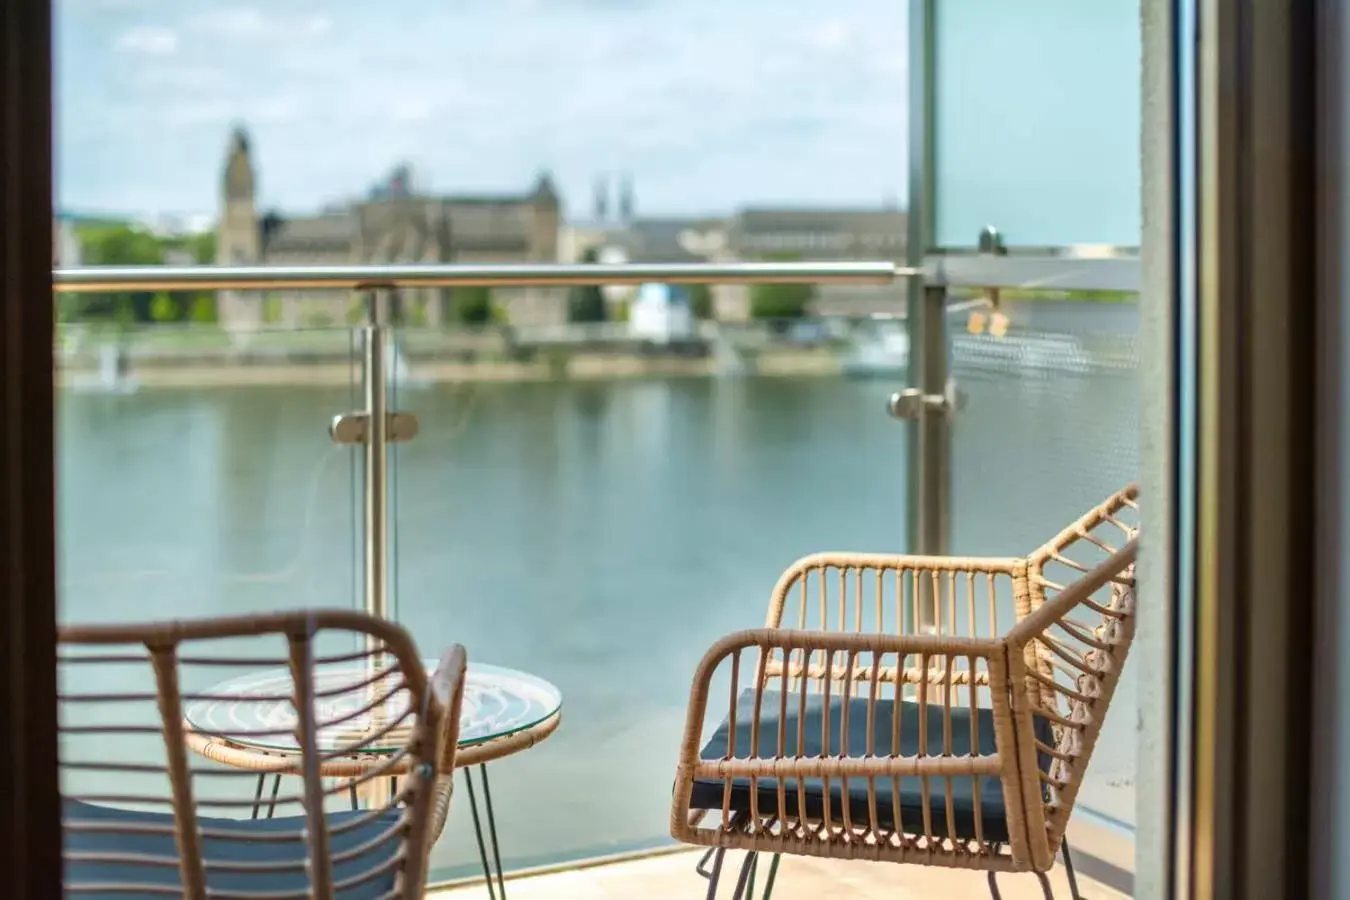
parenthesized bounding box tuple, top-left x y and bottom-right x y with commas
(51, 280, 1145, 883)
(56, 296, 364, 812)
(383, 303, 911, 880)
(947, 290, 1141, 837)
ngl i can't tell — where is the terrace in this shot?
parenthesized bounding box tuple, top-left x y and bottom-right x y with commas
(1, 0, 1337, 897)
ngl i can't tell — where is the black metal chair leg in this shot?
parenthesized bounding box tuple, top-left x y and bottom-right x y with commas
(760, 853, 781, 900)
(479, 765, 509, 899)
(462, 769, 498, 900)
(729, 852, 757, 900)
(695, 846, 718, 879)
(987, 871, 1004, 900)
(250, 773, 266, 819)
(265, 773, 281, 819)
(704, 848, 727, 900)
(1062, 838, 1083, 900)
(1034, 870, 1057, 900)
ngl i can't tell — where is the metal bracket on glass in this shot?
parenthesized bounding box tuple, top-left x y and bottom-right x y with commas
(329, 412, 420, 445)
(887, 382, 967, 421)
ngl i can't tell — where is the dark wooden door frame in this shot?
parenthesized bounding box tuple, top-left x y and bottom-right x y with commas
(0, 0, 61, 896)
(1184, 0, 1319, 897)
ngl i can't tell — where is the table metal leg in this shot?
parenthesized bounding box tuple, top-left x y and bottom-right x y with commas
(462, 765, 509, 899)
(266, 774, 281, 819)
(251, 774, 266, 819)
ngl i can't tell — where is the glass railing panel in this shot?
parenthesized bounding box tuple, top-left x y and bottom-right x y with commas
(947, 292, 1142, 834)
(56, 297, 363, 810)
(386, 314, 910, 879)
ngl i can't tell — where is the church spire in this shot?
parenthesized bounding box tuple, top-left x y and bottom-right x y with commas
(594, 174, 609, 222)
(618, 173, 634, 223)
(223, 124, 255, 202)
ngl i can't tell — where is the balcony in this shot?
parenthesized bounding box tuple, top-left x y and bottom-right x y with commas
(53, 258, 1141, 898)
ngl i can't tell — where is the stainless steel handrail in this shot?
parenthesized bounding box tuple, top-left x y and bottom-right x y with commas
(52, 261, 908, 293)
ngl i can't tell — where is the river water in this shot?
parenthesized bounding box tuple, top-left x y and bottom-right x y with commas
(56, 302, 1140, 878)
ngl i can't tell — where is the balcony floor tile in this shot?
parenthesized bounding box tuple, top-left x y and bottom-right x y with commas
(429, 848, 1130, 900)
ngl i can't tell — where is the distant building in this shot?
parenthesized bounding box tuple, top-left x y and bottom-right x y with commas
(728, 208, 907, 260)
(727, 207, 908, 318)
(585, 207, 908, 321)
(216, 126, 564, 330)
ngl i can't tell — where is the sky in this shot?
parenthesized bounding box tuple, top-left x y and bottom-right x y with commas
(55, 0, 909, 221)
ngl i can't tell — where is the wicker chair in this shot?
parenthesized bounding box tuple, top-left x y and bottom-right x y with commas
(671, 485, 1139, 900)
(59, 609, 467, 900)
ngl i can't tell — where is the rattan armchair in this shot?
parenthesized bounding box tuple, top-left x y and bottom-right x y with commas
(671, 485, 1139, 900)
(59, 609, 467, 900)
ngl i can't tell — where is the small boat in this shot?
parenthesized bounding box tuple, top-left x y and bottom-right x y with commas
(842, 323, 910, 377)
(69, 344, 138, 394)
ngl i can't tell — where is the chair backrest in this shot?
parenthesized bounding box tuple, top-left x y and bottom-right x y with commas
(1007, 484, 1139, 867)
(58, 609, 464, 900)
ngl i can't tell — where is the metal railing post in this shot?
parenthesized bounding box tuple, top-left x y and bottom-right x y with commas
(913, 284, 952, 566)
(363, 289, 391, 644)
(893, 0, 952, 632)
(893, 285, 954, 632)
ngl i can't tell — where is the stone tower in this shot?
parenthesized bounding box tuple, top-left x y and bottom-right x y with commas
(593, 174, 609, 223)
(529, 170, 561, 262)
(216, 125, 262, 333)
(618, 174, 634, 224)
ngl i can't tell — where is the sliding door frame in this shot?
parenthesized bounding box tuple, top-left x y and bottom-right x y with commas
(0, 0, 61, 896)
(1182, 1, 1319, 897)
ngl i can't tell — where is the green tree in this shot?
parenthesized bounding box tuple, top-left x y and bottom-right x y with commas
(749, 252, 814, 321)
(688, 283, 714, 320)
(346, 298, 367, 327)
(188, 231, 217, 264)
(263, 295, 284, 325)
(188, 295, 217, 324)
(149, 292, 180, 323)
(566, 247, 607, 324)
(68, 222, 164, 324)
(175, 232, 219, 325)
(451, 286, 495, 326)
(408, 297, 430, 328)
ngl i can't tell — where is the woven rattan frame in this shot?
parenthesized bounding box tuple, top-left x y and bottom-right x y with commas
(59, 609, 468, 900)
(670, 484, 1139, 876)
(185, 708, 560, 776)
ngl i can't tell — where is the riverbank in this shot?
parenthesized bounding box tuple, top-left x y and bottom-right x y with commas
(56, 347, 845, 389)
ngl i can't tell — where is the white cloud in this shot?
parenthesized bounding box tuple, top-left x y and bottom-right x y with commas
(58, 0, 909, 216)
(808, 20, 853, 53)
(386, 96, 437, 123)
(114, 25, 178, 55)
(191, 7, 333, 43)
(63, 0, 150, 10)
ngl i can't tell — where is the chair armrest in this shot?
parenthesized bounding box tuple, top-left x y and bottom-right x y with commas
(1006, 540, 1137, 649)
(674, 627, 1005, 771)
(671, 628, 1014, 842)
(429, 645, 468, 774)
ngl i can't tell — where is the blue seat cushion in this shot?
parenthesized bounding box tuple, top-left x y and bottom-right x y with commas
(688, 689, 1054, 844)
(63, 798, 406, 899)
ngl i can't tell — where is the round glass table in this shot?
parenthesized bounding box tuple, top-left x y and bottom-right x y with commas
(183, 660, 562, 900)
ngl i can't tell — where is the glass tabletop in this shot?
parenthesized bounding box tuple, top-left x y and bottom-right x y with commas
(183, 660, 562, 756)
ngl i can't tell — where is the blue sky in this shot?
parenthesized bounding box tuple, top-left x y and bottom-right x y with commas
(55, 0, 909, 220)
